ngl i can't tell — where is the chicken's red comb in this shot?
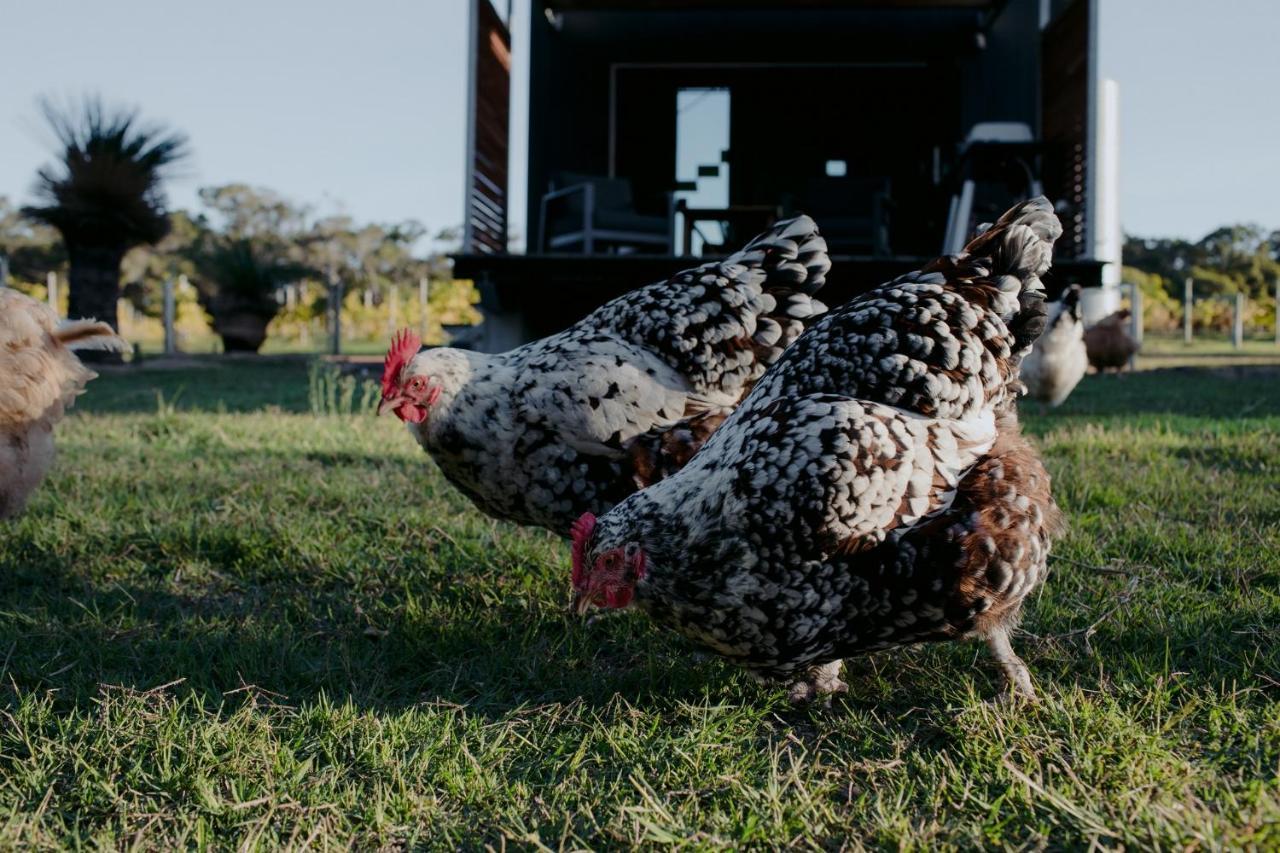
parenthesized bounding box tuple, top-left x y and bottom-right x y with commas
(570, 512, 597, 588)
(381, 328, 422, 396)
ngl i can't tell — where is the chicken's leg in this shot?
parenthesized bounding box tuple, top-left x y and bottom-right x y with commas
(985, 625, 1036, 702)
(787, 660, 848, 705)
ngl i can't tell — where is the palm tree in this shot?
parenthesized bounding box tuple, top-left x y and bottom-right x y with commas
(22, 97, 189, 336)
(189, 238, 312, 353)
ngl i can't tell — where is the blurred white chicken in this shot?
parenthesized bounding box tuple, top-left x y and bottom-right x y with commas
(1021, 284, 1087, 409)
(0, 287, 124, 518)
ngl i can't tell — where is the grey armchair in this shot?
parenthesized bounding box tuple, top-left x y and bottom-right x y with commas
(538, 172, 673, 254)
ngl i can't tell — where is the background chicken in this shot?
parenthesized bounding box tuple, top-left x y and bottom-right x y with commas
(379, 217, 829, 533)
(0, 287, 125, 519)
(1021, 284, 1088, 409)
(571, 198, 1063, 703)
(1084, 308, 1140, 373)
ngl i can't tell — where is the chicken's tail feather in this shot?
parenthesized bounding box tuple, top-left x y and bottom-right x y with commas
(724, 214, 830, 298)
(955, 196, 1062, 354)
(56, 320, 127, 352)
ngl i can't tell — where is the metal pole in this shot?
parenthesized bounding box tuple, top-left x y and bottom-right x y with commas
(163, 277, 176, 355)
(1183, 277, 1193, 344)
(47, 271, 58, 310)
(419, 276, 430, 341)
(1233, 293, 1245, 350)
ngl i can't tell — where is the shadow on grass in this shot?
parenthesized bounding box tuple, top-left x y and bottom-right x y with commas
(4, 533, 1273, 725)
(82, 360, 314, 415)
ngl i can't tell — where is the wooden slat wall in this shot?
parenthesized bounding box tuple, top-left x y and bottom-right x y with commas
(1041, 0, 1090, 260)
(466, 0, 511, 255)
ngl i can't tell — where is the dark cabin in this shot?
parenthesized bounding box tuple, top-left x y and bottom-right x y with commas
(454, 0, 1110, 351)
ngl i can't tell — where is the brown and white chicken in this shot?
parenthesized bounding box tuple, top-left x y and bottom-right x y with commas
(0, 287, 124, 518)
(571, 198, 1065, 703)
(1083, 308, 1139, 373)
(379, 217, 829, 533)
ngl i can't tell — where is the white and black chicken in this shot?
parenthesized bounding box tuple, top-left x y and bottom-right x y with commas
(570, 198, 1064, 703)
(379, 217, 829, 532)
(1021, 284, 1088, 409)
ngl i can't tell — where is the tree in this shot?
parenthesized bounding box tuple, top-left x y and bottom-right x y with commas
(187, 235, 312, 352)
(0, 196, 65, 291)
(21, 97, 189, 338)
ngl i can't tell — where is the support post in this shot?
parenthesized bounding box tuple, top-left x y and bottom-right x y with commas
(418, 277, 431, 341)
(388, 286, 398, 337)
(0, 254, 9, 288)
(1129, 286, 1142, 371)
(328, 270, 343, 356)
(1183, 277, 1193, 344)
(163, 277, 176, 355)
(47, 271, 58, 310)
(1233, 292, 1245, 350)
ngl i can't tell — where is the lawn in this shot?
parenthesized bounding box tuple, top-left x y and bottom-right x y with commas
(1, 360, 1278, 849)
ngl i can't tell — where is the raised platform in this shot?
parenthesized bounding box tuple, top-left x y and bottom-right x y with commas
(453, 252, 1107, 349)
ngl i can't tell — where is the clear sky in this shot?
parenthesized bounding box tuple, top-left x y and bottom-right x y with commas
(2, 0, 1276, 243)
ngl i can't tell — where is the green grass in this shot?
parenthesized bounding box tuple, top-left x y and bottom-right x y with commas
(1137, 331, 1280, 370)
(2, 362, 1278, 849)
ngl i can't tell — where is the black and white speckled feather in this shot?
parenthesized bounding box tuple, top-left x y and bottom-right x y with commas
(750, 197, 1061, 420)
(393, 216, 830, 532)
(576, 199, 1064, 698)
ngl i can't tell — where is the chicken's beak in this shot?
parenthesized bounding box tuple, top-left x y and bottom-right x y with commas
(571, 590, 592, 617)
(377, 396, 401, 417)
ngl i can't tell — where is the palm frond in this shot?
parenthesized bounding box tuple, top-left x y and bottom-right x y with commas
(22, 95, 190, 249)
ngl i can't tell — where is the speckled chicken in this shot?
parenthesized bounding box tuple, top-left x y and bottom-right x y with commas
(0, 287, 124, 518)
(1021, 284, 1088, 408)
(570, 198, 1064, 703)
(379, 217, 829, 533)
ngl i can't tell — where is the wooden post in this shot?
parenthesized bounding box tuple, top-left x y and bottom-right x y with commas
(1129, 286, 1142, 371)
(163, 277, 176, 355)
(418, 277, 430, 341)
(1233, 293, 1245, 349)
(328, 270, 343, 356)
(47, 271, 58, 310)
(388, 286, 399, 336)
(0, 254, 9, 288)
(1183, 277, 1194, 344)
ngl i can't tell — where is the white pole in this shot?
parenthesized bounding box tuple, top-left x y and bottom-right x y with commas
(163, 277, 176, 355)
(1184, 277, 1194, 345)
(419, 276, 430, 341)
(1233, 293, 1245, 350)
(47, 271, 58, 311)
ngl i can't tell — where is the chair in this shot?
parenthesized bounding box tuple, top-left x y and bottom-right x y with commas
(538, 172, 673, 254)
(800, 175, 893, 256)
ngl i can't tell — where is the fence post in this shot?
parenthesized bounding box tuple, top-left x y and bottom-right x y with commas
(1129, 286, 1143, 371)
(1233, 292, 1245, 350)
(0, 254, 8, 288)
(163, 277, 176, 355)
(328, 270, 343, 356)
(388, 286, 398, 336)
(418, 277, 430, 341)
(47, 271, 58, 310)
(1184, 277, 1194, 344)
